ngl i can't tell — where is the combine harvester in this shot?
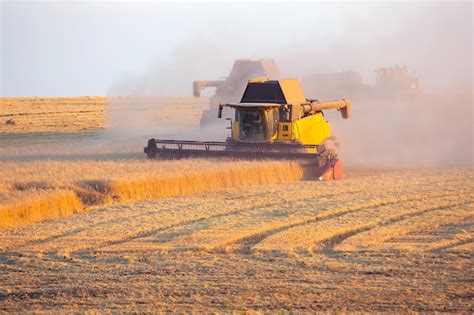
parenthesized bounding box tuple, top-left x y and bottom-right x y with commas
(193, 59, 280, 126)
(145, 78, 351, 180)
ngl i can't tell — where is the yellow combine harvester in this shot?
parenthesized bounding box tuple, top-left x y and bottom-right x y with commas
(145, 77, 351, 180)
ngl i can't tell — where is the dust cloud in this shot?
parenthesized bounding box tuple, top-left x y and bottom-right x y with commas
(105, 2, 472, 168)
(332, 92, 473, 169)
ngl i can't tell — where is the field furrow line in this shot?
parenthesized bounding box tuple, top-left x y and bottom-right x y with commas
(430, 237, 474, 252)
(72, 189, 365, 254)
(0, 110, 104, 118)
(94, 184, 464, 253)
(319, 201, 474, 255)
(336, 204, 473, 252)
(0, 189, 355, 259)
(249, 190, 472, 253)
(221, 190, 470, 254)
(1, 171, 468, 255)
(1, 186, 361, 252)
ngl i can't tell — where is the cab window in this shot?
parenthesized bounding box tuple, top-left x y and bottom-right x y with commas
(238, 110, 266, 141)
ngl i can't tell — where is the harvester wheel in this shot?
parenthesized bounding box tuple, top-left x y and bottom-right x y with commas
(145, 138, 158, 159)
(314, 137, 343, 180)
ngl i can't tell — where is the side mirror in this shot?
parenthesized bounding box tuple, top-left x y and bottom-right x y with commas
(218, 104, 223, 119)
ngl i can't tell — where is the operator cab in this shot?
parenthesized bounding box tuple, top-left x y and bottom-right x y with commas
(231, 78, 286, 142)
(218, 77, 307, 142)
(234, 106, 280, 141)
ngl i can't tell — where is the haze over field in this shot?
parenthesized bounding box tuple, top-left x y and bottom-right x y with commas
(1, 1, 472, 96)
(3, 1, 472, 168)
(1, 2, 473, 312)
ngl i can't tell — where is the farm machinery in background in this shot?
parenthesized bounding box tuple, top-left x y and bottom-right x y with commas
(145, 60, 418, 180)
(302, 65, 420, 100)
(193, 59, 419, 126)
(145, 77, 351, 181)
(374, 66, 420, 96)
(193, 59, 280, 126)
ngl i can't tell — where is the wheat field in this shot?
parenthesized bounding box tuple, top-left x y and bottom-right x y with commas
(0, 97, 107, 133)
(0, 168, 472, 312)
(0, 96, 207, 134)
(0, 97, 472, 312)
(0, 159, 303, 228)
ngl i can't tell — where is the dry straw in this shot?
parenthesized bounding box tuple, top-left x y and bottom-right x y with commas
(0, 160, 304, 228)
(0, 189, 83, 228)
(103, 163, 303, 202)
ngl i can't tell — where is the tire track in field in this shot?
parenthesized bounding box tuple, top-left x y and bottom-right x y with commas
(4, 187, 364, 264)
(2, 187, 326, 251)
(0, 172, 461, 252)
(318, 201, 473, 256)
(0, 110, 103, 118)
(224, 190, 470, 254)
(2, 185, 361, 255)
(80, 189, 365, 254)
(104, 178, 467, 253)
(89, 180, 465, 255)
(423, 216, 474, 253)
(336, 205, 474, 253)
(0, 209, 155, 251)
(1, 175, 467, 260)
(430, 237, 474, 252)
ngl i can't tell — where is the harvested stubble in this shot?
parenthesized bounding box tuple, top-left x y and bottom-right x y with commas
(0, 97, 107, 133)
(0, 96, 208, 134)
(1, 168, 471, 312)
(0, 159, 304, 228)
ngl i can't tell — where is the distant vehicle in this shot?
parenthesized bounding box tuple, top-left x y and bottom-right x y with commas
(302, 66, 420, 100)
(193, 59, 280, 126)
(374, 66, 420, 97)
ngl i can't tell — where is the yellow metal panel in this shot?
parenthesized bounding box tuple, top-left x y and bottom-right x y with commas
(278, 123, 292, 141)
(248, 77, 269, 83)
(292, 113, 331, 145)
(278, 79, 307, 104)
(231, 121, 239, 139)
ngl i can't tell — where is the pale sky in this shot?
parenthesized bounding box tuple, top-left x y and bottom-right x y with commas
(1, 1, 472, 96)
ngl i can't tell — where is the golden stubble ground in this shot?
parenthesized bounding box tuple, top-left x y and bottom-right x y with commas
(0, 97, 472, 312)
(0, 97, 107, 134)
(0, 168, 472, 312)
(0, 96, 207, 134)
